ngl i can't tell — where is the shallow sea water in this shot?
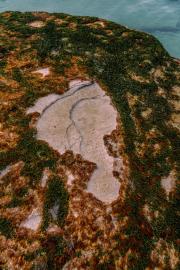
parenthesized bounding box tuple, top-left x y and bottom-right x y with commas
(0, 0, 180, 58)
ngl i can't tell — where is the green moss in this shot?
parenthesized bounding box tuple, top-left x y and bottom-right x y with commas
(0, 217, 14, 238)
(5, 196, 23, 208)
(34, 21, 63, 61)
(0, 11, 179, 268)
(0, 60, 7, 69)
(12, 67, 24, 83)
(0, 12, 36, 37)
(0, 129, 58, 184)
(24, 248, 45, 261)
(42, 176, 69, 230)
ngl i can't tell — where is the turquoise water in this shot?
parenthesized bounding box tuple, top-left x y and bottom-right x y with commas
(0, 0, 180, 58)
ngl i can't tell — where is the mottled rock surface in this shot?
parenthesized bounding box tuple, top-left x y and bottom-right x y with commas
(0, 11, 179, 270)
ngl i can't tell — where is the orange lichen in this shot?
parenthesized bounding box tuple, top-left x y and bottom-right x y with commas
(0, 125, 20, 151)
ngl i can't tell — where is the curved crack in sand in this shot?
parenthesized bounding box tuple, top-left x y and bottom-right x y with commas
(27, 81, 93, 115)
(41, 81, 93, 116)
(34, 81, 121, 203)
(67, 95, 103, 152)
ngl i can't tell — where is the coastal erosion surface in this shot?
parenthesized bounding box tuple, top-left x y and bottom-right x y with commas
(27, 80, 122, 203)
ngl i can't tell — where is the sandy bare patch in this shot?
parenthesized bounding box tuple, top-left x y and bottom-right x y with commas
(87, 21, 106, 29)
(40, 168, 51, 188)
(20, 208, 41, 231)
(66, 170, 75, 186)
(171, 113, 180, 130)
(29, 21, 45, 28)
(141, 108, 152, 119)
(69, 79, 91, 89)
(32, 81, 121, 203)
(0, 165, 11, 181)
(26, 80, 91, 115)
(27, 93, 60, 114)
(161, 171, 176, 196)
(32, 67, 50, 78)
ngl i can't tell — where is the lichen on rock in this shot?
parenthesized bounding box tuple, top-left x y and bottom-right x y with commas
(0, 11, 179, 270)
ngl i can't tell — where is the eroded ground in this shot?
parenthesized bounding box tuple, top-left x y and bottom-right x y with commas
(0, 11, 179, 270)
(29, 80, 121, 203)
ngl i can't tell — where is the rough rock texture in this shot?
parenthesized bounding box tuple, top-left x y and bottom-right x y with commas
(0, 11, 179, 270)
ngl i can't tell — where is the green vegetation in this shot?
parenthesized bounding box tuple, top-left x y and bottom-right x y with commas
(0, 11, 179, 269)
(24, 248, 45, 261)
(25, 236, 68, 269)
(0, 128, 59, 185)
(0, 217, 14, 238)
(4, 186, 29, 208)
(42, 176, 69, 230)
(75, 18, 179, 269)
(19, 130, 58, 185)
(5, 196, 24, 208)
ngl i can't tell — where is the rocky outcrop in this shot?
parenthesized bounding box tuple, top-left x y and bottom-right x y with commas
(28, 81, 122, 203)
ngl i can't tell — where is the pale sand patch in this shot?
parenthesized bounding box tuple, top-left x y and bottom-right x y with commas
(47, 224, 62, 234)
(33, 82, 121, 203)
(40, 168, 51, 188)
(141, 108, 152, 119)
(26, 93, 60, 114)
(0, 165, 11, 180)
(171, 113, 180, 130)
(157, 87, 166, 97)
(32, 67, 50, 78)
(26, 80, 91, 115)
(66, 171, 75, 186)
(20, 208, 41, 231)
(72, 97, 120, 203)
(69, 79, 89, 88)
(29, 21, 45, 28)
(161, 171, 176, 196)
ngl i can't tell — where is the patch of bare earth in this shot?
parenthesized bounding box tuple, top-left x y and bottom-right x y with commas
(25, 79, 129, 268)
(32, 67, 50, 78)
(161, 171, 176, 197)
(31, 81, 122, 203)
(28, 21, 45, 28)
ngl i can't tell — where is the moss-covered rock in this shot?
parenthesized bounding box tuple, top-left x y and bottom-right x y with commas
(0, 11, 179, 270)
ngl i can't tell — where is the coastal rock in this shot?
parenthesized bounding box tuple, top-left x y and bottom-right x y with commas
(0, 11, 179, 270)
